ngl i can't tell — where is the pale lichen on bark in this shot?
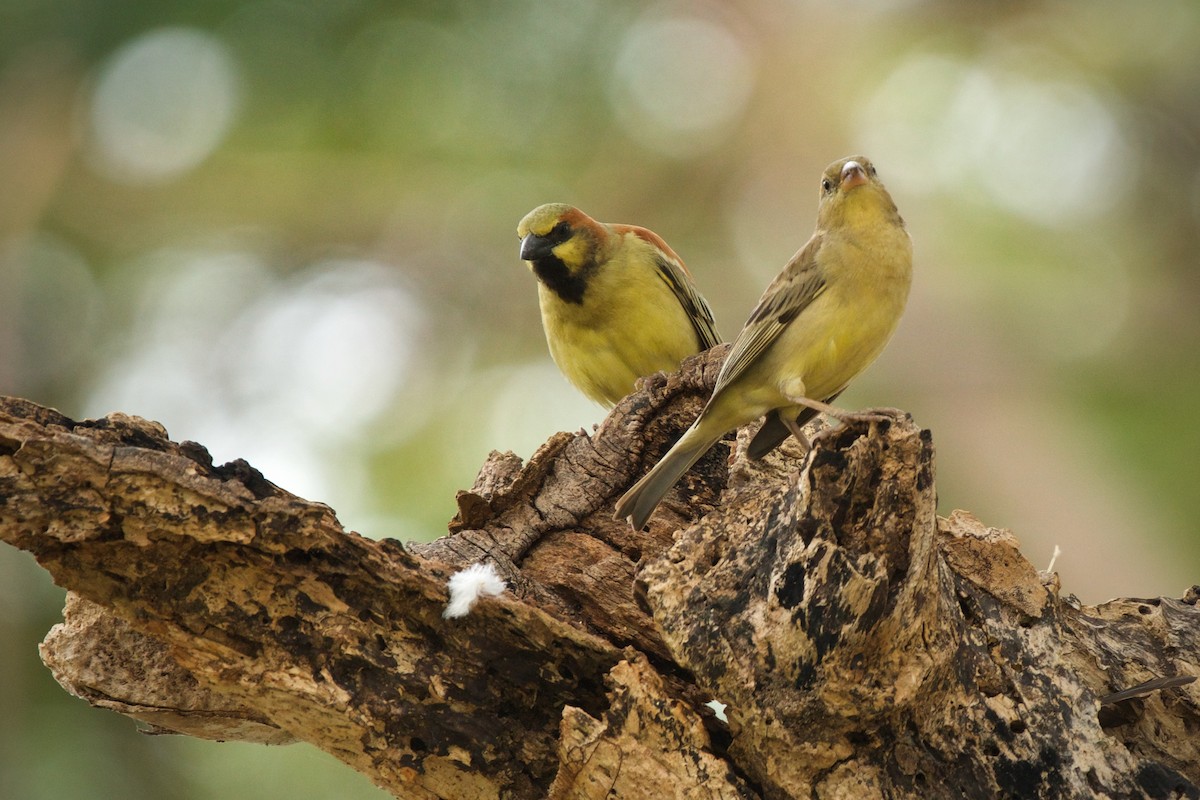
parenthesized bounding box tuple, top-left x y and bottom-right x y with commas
(1, 349, 1197, 799)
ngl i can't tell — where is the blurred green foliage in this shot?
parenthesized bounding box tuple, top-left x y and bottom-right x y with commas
(2, 1, 1198, 797)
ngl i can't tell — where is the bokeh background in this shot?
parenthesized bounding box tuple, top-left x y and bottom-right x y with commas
(2, 1, 1198, 797)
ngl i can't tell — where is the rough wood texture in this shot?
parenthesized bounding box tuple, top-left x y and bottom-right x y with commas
(1, 350, 1197, 799)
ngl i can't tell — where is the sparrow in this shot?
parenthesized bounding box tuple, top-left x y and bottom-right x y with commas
(518, 203, 720, 407)
(615, 157, 913, 529)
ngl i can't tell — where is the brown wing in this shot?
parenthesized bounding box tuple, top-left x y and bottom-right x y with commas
(620, 223, 721, 350)
(712, 232, 827, 395)
(654, 255, 722, 349)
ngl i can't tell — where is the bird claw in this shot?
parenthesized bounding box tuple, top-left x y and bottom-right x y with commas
(827, 407, 906, 427)
(788, 400, 907, 442)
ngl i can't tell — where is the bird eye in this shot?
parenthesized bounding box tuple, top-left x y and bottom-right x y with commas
(868, 164, 877, 176)
(821, 178, 833, 194)
(551, 221, 571, 239)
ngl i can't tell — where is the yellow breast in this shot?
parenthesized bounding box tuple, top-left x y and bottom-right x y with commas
(538, 245, 704, 406)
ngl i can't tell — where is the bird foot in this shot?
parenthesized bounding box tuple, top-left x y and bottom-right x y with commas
(789, 399, 907, 435)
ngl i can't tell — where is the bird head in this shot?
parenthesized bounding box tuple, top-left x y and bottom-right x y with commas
(815, 155, 902, 229)
(517, 204, 605, 276)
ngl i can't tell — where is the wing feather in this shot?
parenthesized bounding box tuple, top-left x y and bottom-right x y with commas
(619, 224, 722, 350)
(653, 256, 722, 350)
(713, 233, 828, 394)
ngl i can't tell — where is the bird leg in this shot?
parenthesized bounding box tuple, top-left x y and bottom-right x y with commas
(779, 413, 813, 451)
(789, 396, 852, 420)
(785, 396, 902, 432)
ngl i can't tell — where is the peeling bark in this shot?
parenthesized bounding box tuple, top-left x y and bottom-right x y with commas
(1, 350, 1197, 799)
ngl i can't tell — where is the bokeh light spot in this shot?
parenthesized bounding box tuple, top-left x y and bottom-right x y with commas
(608, 13, 755, 157)
(87, 250, 424, 505)
(859, 51, 1131, 223)
(87, 27, 240, 183)
(227, 259, 421, 435)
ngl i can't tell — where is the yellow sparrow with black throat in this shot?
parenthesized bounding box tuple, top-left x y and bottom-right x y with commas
(518, 203, 721, 407)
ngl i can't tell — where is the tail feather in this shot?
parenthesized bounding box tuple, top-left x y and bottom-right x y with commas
(745, 410, 794, 460)
(614, 425, 723, 530)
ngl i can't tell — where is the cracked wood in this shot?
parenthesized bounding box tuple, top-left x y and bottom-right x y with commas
(2, 349, 1198, 799)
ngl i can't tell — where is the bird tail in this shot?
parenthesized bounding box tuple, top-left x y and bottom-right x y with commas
(745, 410, 794, 460)
(614, 424, 724, 530)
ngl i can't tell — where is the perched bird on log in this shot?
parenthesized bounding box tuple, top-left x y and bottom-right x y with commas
(517, 203, 721, 407)
(615, 156, 913, 530)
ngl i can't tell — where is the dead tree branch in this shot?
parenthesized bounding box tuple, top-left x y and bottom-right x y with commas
(1, 350, 1197, 799)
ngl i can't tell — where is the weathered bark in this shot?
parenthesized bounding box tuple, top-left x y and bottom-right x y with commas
(0, 350, 1197, 799)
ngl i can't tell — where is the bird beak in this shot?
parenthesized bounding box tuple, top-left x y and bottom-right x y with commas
(520, 232, 555, 261)
(841, 161, 868, 190)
